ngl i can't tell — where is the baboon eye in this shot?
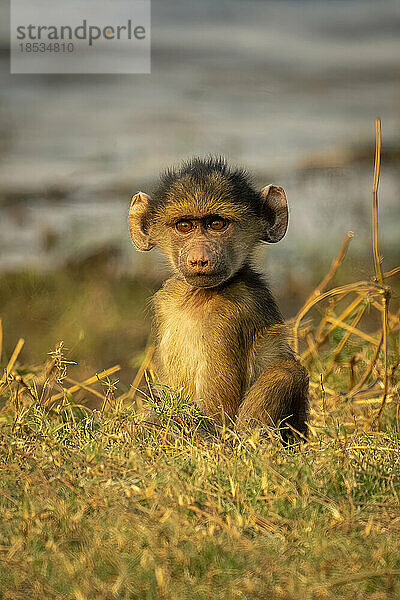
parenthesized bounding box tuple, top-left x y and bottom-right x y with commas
(209, 218, 227, 231)
(176, 220, 193, 233)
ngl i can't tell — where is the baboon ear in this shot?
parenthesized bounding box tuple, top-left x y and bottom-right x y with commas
(260, 185, 288, 243)
(129, 192, 154, 251)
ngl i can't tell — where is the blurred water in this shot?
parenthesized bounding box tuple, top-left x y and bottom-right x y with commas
(0, 0, 399, 278)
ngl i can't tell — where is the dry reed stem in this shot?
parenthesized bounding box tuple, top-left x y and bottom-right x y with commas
(332, 304, 366, 361)
(354, 395, 394, 407)
(324, 315, 376, 345)
(64, 376, 106, 401)
(294, 282, 381, 356)
(382, 266, 400, 279)
(293, 231, 354, 353)
(321, 304, 369, 382)
(301, 230, 354, 308)
(348, 333, 383, 398)
(300, 293, 368, 361)
(126, 344, 155, 403)
(0, 338, 24, 386)
(49, 364, 121, 403)
(305, 333, 320, 363)
(375, 293, 390, 421)
(371, 119, 390, 422)
(372, 119, 383, 286)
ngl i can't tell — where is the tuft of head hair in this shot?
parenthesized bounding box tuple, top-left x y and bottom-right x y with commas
(152, 156, 262, 217)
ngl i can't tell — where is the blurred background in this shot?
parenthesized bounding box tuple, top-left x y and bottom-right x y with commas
(0, 0, 399, 387)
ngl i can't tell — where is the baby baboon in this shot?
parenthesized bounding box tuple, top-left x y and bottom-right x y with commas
(129, 157, 308, 441)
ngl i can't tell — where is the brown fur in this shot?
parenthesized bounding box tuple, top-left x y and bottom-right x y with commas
(129, 157, 308, 441)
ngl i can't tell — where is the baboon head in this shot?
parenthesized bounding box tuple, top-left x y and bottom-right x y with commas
(129, 157, 288, 288)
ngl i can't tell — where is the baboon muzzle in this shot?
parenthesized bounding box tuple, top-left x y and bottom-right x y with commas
(186, 249, 213, 274)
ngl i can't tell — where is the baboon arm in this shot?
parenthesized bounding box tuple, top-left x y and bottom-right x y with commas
(236, 359, 308, 438)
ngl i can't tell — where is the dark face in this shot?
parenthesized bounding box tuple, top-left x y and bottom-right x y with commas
(128, 162, 289, 289)
(167, 214, 241, 288)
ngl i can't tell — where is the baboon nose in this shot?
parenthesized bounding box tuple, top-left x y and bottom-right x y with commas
(189, 258, 208, 267)
(187, 254, 212, 272)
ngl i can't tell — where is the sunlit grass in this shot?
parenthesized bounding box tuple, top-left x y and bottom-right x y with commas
(0, 332, 399, 599)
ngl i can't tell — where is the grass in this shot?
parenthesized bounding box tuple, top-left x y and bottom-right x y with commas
(0, 121, 400, 599)
(0, 368, 400, 599)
